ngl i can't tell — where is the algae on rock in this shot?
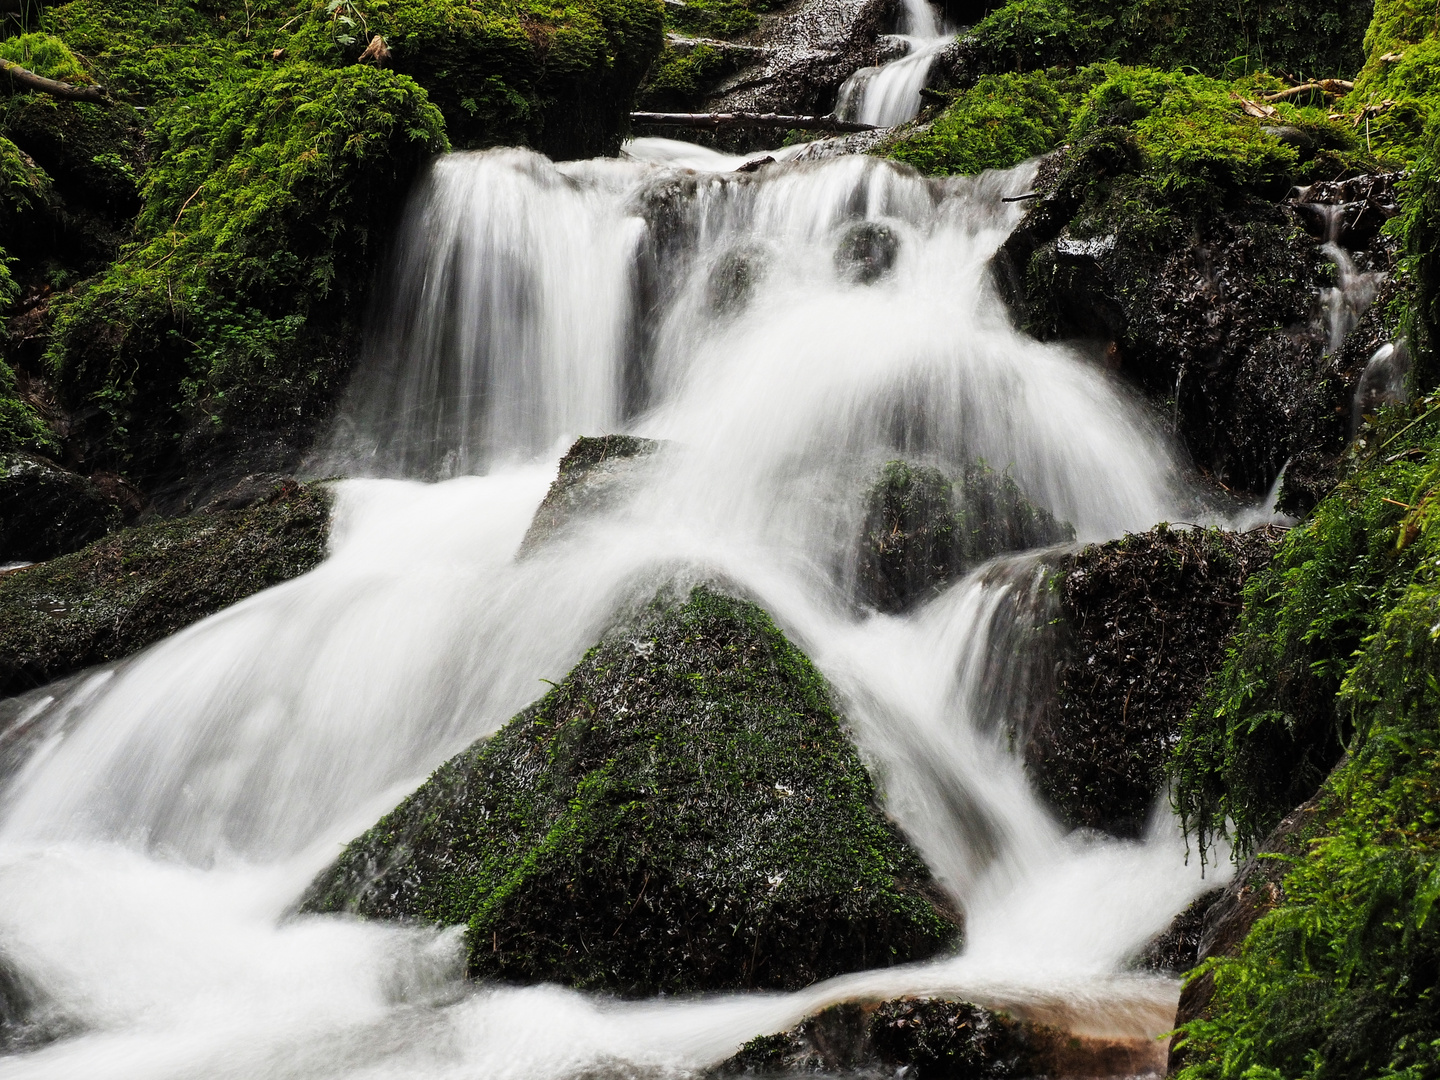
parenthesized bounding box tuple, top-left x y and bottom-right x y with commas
(303, 585, 958, 996)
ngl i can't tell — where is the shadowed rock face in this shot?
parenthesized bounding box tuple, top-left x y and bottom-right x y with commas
(0, 454, 121, 563)
(301, 585, 960, 997)
(0, 478, 330, 699)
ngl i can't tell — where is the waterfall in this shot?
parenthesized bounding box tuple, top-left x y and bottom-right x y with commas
(0, 146, 1244, 1078)
(836, 0, 952, 128)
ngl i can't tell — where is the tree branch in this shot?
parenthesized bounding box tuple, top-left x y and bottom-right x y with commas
(0, 57, 106, 102)
(630, 111, 878, 132)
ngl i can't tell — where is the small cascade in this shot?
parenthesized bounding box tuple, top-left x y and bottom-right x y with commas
(1320, 240, 1385, 356)
(836, 0, 952, 127)
(0, 147, 1267, 1077)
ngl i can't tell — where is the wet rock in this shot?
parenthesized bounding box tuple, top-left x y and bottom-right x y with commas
(0, 453, 122, 563)
(835, 221, 901, 284)
(301, 585, 960, 996)
(857, 460, 1073, 612)
(0, 952, 79, 1053)
(0, 478, 330, 698)
(713, 996, 1167, 1077)
(1030, 526, 1283, 838)
(518, 435, 661, 553)
(1135, 887, 1223, 974)
(707, 244, 769, 312)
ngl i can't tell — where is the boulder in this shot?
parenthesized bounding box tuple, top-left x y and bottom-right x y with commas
(857, 459, 1073, 612)
(0, 453, 120, 562)
(0, 478, 330, 698)
(518, 435, 661, 552)
(301, 585, 959, 996)
(1028, 525, 1282, 838)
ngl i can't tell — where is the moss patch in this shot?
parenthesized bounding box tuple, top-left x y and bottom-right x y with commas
(0, 477, 330, 696)
(302, 585, 958, 996)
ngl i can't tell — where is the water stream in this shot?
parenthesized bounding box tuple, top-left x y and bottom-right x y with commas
(836, 0, 952, 127)
(0, 145, 1254, 1078)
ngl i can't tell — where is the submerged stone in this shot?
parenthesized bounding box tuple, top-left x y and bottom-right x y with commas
(301, 585, 959, 996)
(0, 478, 330, 698)
(857, 460, 1073, 612)
(835, 221, 900, 284)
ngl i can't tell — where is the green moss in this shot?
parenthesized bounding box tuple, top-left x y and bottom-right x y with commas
(0, 478, 331, 696)
(44, 60, 446, 479)
(970, 0, 1372, 81)
(883, 70, 1081, 177)
(302, 585, 957, 996)
(0, 32, 92, 83)
(636, 42, 743, 111)
(0, 359, 53, 454)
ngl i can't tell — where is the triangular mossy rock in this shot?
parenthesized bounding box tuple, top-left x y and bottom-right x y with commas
(302, 585, 958, 995)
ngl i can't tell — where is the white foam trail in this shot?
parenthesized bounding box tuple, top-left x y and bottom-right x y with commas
(836, 0, 951, 128)
(0, 148, 1241, 1075)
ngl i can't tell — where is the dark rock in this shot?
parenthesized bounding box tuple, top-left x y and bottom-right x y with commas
(301, 585, 959, 996)
(0, 454, 122, 563)
(713, 995, 1167, 1078)
(708, 244, 769, 313)
(518, 435, 661, 553)
(0, 952, 79, 1053)
(1029, 526, 1283, 838)
(0, 479, 330, 698)
(1135, 887, 1223, 974)
(835, 221, 900, 285)
(857, 460, 1073, 613)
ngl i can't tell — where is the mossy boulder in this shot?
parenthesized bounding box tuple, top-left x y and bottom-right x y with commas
(858, 459, 1073, 613)
(1033, 525, 1281, 839)
(519, 434, 660, 552)
(43, 60, 446, 491)
(0, 453, 121, 561)
(302, 585, 958, 996)
(0, 477, 329, 697)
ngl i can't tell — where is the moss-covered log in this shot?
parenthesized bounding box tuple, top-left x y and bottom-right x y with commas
(0, 477, 329, 696)
(302, 585, 958, 996)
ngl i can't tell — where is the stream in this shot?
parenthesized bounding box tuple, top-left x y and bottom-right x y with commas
(0, 38, 1279, 1079)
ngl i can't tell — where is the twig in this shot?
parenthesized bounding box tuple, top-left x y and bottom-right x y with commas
(0, 57, 106, 101)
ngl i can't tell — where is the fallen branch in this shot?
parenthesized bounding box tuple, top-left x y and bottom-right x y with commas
(0, 57, 105, 101)
(630, 111, 878, 132)
(1262, 79, 1353, 103)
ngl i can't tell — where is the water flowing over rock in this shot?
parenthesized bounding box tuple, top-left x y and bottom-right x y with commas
(302, 585, 960, 995)
(519, 435, 662, 553)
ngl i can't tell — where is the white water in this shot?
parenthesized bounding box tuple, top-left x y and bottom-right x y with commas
(0, 145, 1250, 1077)
(836, 0, 952, 127)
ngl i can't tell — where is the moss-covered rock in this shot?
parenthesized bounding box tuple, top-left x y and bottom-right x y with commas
(302, 585, 958, 996)
(857, 459, 1073, 612)
(518, 434, 660, 552)
(968, 0, 1372, 80)
(1033, 525, 1281, 839)
(43, 60, 446, 490)
(0, 477, 329, 697)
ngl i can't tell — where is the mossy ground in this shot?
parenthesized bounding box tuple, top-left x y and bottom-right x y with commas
(0, 477, 330, 696)
(302, 585, 957, 996)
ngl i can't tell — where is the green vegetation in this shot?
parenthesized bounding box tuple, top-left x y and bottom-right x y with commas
(0, 478, 330, 696)
(302, 585, 957, 995)
(969, 0, 1371, 80)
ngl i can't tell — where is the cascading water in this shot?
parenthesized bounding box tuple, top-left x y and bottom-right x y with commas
(0, 144, 1253, 1078)
(835, 0, 951, 127)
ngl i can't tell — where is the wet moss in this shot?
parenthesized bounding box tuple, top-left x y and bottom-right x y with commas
(0, 477, 330, 696)
(302, 585, 958, 996)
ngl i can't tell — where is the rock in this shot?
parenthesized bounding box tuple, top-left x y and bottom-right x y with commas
(1135, 887, 1223, 974)
(834, 220, 900, 284)
(713, 995, 1166, 1077)
(857, 460, 1073, 612)
(707, 243, 769, 312)
(301, 585, 959, 996)
(1029, 526, 1283, 838)
(518, 435, 661, 553)
(0, 454, 122, 563)
(0, 952, 78, 1053)
(0, 478, 330, 698)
